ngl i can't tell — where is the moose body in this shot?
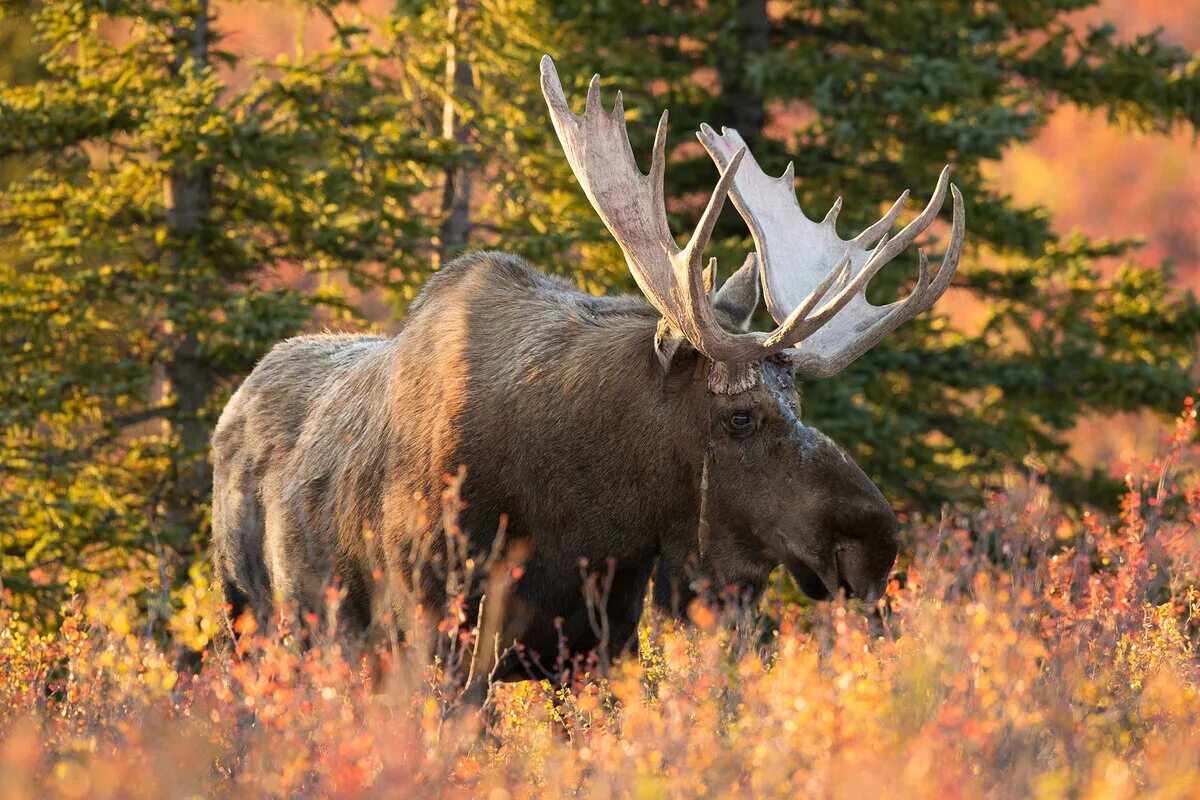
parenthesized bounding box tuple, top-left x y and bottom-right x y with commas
(211, 56, 964, 685)
(214, 253, 715, 674)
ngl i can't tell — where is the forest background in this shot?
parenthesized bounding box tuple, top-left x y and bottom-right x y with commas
(1, 0, 1198, 620)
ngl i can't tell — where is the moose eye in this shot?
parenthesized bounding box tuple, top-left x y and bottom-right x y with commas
(724, 411, 755, 437)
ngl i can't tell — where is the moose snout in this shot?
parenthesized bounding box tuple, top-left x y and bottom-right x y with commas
(781, 440, 901, 604)
(785, 515, 897, 604)
(833, 511, 899, 605)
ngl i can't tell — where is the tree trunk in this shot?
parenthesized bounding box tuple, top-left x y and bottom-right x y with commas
(161, 0, 215, 548)
(436, 0, 475, 268)
(718, 0, 768, 150)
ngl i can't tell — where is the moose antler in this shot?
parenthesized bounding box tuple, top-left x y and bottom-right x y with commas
(541, 56, 965, 385)
(698, 126, 965, 378)
(541, 55, 765, 365)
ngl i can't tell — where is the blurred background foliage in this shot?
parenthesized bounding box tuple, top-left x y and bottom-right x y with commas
(1, 0, 1198, 617)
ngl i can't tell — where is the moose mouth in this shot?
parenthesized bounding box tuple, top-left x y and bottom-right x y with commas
(786, 552, 861, 602)
(787, 558, 837, 601)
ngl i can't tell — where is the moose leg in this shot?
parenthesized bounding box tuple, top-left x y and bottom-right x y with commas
(651, 541, 700, 619)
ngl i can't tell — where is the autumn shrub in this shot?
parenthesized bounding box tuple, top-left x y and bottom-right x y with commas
(2, 399, 1199, 799)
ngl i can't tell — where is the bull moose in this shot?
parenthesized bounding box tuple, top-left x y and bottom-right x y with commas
(211, 56, 964, 685)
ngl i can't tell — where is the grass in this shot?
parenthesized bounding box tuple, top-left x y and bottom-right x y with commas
(2, 399, 1199, 798)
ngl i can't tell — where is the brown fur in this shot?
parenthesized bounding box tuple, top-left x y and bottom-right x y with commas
(211, 251, 897, 681)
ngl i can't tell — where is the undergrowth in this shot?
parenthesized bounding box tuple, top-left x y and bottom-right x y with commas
(2, 400, 1199, 798)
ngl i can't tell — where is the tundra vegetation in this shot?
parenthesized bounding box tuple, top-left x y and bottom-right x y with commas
(2, 402, 1199, 796)
(2, 0, 1200, 797)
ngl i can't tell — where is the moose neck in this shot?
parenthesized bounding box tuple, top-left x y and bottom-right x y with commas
(455, 296, 710, 563)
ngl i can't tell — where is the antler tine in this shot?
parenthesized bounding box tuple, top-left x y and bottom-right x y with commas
(852, 191, 908, 251)
(857, 166, 951, 268)
(803, 169, 951, 336)
(683, 147, 746, 270)
(800, 234, 895, 332)
(878, 183, 963, 319)
(918, 184, 965, 310)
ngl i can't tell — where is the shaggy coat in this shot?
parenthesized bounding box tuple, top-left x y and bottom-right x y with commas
(212, 251, 897, 681)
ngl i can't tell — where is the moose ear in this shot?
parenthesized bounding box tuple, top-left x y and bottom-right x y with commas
(712, 253, 760, 333)
(654, 318, 692, 372)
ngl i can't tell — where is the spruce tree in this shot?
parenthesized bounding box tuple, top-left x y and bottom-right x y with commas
(0, 0, 442, 610)
(388, 0, 609, 280)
